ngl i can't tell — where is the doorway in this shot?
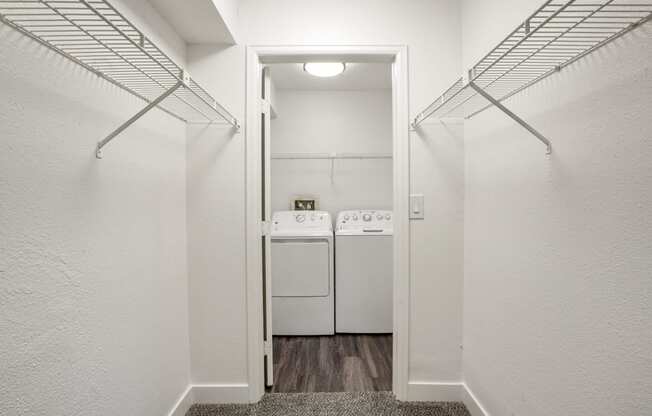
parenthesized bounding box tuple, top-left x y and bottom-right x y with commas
(245, 46, 410, 402)
(265, 62, 393, 393)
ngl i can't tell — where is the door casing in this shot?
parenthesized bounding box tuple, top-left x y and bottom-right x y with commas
(260, 66, 273, 387)
(245, 45, 410, 402)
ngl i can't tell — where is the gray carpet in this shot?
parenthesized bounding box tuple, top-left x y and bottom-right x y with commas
(187, 392, 471, 416)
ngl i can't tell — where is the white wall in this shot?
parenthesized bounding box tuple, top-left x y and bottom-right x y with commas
(186, 44, 248, 387)
(186, 0, 465, 399)
(270, 89, 393, 218)
(462, 1, 652, 415)
(0, 1, 191, 415)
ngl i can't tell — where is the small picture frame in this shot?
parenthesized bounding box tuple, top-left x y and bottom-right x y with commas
(293, 198, 317, 211)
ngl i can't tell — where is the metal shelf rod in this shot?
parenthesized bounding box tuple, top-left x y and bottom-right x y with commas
(0, 0, 240, 158)
(469, 81, 551, 154)
(411, 0, 651, 154)
(271, 152, 393, 160)
(96, 80, 183, 159)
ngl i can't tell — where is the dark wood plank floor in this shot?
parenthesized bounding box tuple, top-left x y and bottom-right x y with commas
(268, 334, 392, 393)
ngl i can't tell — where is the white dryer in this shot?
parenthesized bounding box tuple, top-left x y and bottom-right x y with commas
(271, 211, 334, 335)
(335, 210, 393, 333)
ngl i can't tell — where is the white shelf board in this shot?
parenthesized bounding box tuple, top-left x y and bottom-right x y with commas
(149, 0, 238, 44)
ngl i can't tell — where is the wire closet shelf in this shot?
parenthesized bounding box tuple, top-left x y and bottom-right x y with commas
(0, 0, 239, 156)
(413, 0, 652, 131)
(271, 152, 393, 160)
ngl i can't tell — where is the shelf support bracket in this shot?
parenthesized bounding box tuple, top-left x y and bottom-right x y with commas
(469, 81, 551, 154)
(96, 80, 184, 159)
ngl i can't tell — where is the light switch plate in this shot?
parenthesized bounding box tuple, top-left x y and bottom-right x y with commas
(410, 194, 425, 219)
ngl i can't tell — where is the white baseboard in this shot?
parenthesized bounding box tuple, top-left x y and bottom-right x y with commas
(461, 383, 489, 416)
(167, 382, 486, 416)
(405, 381, 488, 416)
(406, 382, 464, 402)
(167, 383, 250, 416)
(192, 384, 250, 404)
(168, 386, 194, 416)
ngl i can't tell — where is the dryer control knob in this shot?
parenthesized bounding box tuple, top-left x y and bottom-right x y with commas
(363, 213, 372, 222)
(377, 214, 383, 220)
(344, 215, 350, 220)
(352, 215, 358, 221)
(385, 214, 391, 220)
(296, 214, 306, 223)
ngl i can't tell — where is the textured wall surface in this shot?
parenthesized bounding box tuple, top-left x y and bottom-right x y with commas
(186, 0, 465, 390)
(186, 43, 247, 385)
(0, 1, 191, 414)
(5, 0, 649, 413)
(462, 1, 652, 415)
(271, 89, 393, 218)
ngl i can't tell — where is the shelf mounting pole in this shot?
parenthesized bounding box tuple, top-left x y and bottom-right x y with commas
(96, 80, 184, 159)
(469, 81, 552, 154)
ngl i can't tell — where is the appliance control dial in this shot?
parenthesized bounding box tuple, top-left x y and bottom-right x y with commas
(363, 213, 372, 222)
(352, 215, 358, 221)
(296, 214, 305, 223)
(385, 214, 391, 220)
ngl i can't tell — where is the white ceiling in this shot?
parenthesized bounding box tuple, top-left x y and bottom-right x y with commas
(269, 63, 391, 90)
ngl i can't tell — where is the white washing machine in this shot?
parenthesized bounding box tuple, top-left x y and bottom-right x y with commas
(335, 210, 393, 333)
(271, 211, 334, 335)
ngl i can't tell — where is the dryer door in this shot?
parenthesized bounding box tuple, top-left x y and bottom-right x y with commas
(271, 239, 330, 297)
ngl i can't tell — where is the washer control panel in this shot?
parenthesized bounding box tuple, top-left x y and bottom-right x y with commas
(336, 210, 393, 234)
(272, 211, 332, 233)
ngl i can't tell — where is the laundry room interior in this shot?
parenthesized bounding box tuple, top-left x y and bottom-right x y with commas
(1, 1, 651, 416)
(265, 61, 394, 392)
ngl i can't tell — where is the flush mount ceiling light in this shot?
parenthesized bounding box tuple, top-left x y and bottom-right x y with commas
(303, 62, 346, 77)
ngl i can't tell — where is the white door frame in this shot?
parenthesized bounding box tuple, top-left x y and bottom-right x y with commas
(245, 45, 410, 402)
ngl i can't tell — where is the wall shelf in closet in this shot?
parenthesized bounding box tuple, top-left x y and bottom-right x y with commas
(271, 152, 392, 183)
(0, 0, 239, 158)
(412, 0, 652, 154)
(271, 152, 393, 160)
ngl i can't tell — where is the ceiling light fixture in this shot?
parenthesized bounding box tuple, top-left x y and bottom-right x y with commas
(303, 62, 346, 78)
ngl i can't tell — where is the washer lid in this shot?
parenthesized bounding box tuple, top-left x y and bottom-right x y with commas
(271, 211, 333, 237)
(336, 210, 393, 235)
